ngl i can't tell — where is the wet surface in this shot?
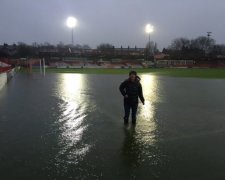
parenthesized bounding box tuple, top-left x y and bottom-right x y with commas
(1, 73, 225, 179)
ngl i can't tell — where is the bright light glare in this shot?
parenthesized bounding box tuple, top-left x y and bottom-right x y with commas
(145, 24, 154, 34)
(138, 74, 158, 145)
(66, 17, 77, 28)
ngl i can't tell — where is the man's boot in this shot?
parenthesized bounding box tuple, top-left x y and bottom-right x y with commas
(132, 119, 136, 125)
(124, 117, 128, 124)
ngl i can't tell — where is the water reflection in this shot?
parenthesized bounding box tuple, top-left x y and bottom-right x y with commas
(59, 74, 83, 100)
(122, 126, 142, 166)
(121, 75, 161, 170)
(55, 74, 91, 164)
(138, 74, 159, 145)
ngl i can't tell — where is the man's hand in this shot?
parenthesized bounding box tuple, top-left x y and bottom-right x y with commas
(142, 101, 145, 105)
(124, 95, 128, 98)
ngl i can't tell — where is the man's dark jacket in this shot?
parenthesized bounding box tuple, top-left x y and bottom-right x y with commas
(119, 77, 145, 105)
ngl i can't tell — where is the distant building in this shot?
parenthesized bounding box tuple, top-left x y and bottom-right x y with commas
(154, 52, 169, 60)
(38, 46, 146, 61)
(156, 59, 194, 67)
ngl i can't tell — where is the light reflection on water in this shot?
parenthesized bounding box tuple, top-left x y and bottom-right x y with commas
(3, 73, 225, 179)
(137, 74, 159, 145)
(121, 74, 161, 168)
(55, 74, 91, 164)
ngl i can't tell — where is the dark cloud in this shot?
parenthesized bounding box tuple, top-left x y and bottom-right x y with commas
(0, 0, 224, 49)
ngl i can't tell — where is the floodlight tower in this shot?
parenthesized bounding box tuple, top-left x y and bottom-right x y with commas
(66, 17, 78, 45)
(206, 32, 212, 56)
(145, 24, 154, 61)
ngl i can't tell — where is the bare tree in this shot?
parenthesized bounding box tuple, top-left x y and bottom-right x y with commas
(191, 36, 215, 52)
(169, 37, 190, 50)
(211, 44, 225, 56)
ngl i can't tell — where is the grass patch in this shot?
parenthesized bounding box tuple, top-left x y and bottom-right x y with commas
(19, 67, 225, 79)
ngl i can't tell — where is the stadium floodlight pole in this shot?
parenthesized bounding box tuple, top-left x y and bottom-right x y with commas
(66, 16, 78, 45)
(145, 24, 154, 61)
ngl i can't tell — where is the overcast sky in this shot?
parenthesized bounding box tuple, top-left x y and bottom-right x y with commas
(0, 0, 225, 49)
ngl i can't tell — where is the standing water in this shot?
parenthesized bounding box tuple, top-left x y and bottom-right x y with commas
(1, 73, 225, 179)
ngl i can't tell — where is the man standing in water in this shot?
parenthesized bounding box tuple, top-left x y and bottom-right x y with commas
(119, 71, 145, 125)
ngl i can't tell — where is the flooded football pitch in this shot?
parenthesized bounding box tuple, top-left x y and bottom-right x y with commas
(1, 73, 225, 179)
